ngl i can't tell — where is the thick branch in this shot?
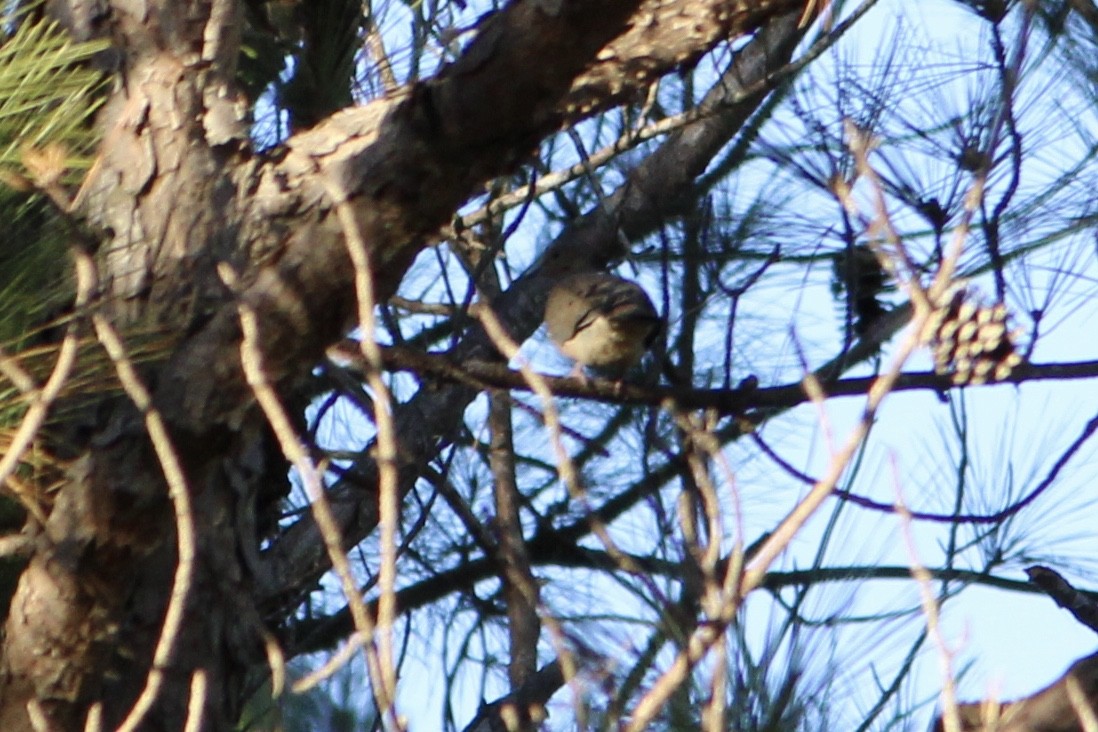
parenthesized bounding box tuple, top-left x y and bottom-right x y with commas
(158, 0, 816, 432)
(937, 568, 1098, 731)
(939, 652, 1098, 731)
(1028, 566, 1098, 636)
(364, 344, 1098, 415)
(259, 7, 813, 603)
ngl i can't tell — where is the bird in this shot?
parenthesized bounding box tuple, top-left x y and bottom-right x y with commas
(544, 272, 661, 379)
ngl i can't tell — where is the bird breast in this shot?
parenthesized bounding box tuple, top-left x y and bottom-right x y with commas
(559, 314, 650, 370)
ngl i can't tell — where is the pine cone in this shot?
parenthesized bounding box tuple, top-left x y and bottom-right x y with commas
(921, 284, 1023, 386)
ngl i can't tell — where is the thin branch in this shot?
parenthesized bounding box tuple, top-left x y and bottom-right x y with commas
(0, 260, 89, 523)
(369, 342, 1098, 414)
(220, 264, 385, 722)
(895, 458, 961, 732)
(449, 0, 879, 236)
(324, 175, 405, 730)
(181, 670, 208, 732)
(489, 391, 541, 694)
(87, 266, 197, 732)
(762, 410, 1098, 525)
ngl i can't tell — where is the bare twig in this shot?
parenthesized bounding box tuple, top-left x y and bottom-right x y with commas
(85, 263, 197, 732)
(181, 670, 208, 732)
(323, 175, 404, 730)
(0, 345, 40, 396)
(0, 257, 90, 524)
(473, 305, 644, 575)
(942, 653, 1098, 731)
(448, 0, 879, 236)
(489, 391, 541, 692)
(895, 458, 961, 732)
(82, 703, 102, 732)
(627, 109, 974, 730)
(220, 263, 386, 718)
(363, 10, 398, 94)
(1069, 675, 1098, 732)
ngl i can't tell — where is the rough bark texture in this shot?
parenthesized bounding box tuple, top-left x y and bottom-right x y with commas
(0, 0, 815, 729)
(262, 6, 808, 607)
(937, 652, 1098, 732)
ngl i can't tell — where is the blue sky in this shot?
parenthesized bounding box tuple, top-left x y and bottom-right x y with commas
(292, 0, 1098, 728)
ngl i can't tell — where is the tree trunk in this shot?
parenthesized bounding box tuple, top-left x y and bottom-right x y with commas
(0, 0, 814, 728)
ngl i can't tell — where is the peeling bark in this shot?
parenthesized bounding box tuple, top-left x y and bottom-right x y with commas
(937, 652, 1098, 732)
(0, 0, 820, 729)
(262, 7, 808, 611)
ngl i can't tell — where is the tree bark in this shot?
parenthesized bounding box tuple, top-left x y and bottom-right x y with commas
(937, 652, 1098, 732)
(0, 0, 817, 729)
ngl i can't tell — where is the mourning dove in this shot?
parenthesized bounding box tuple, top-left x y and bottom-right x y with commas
(544, 272, 661, 378)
